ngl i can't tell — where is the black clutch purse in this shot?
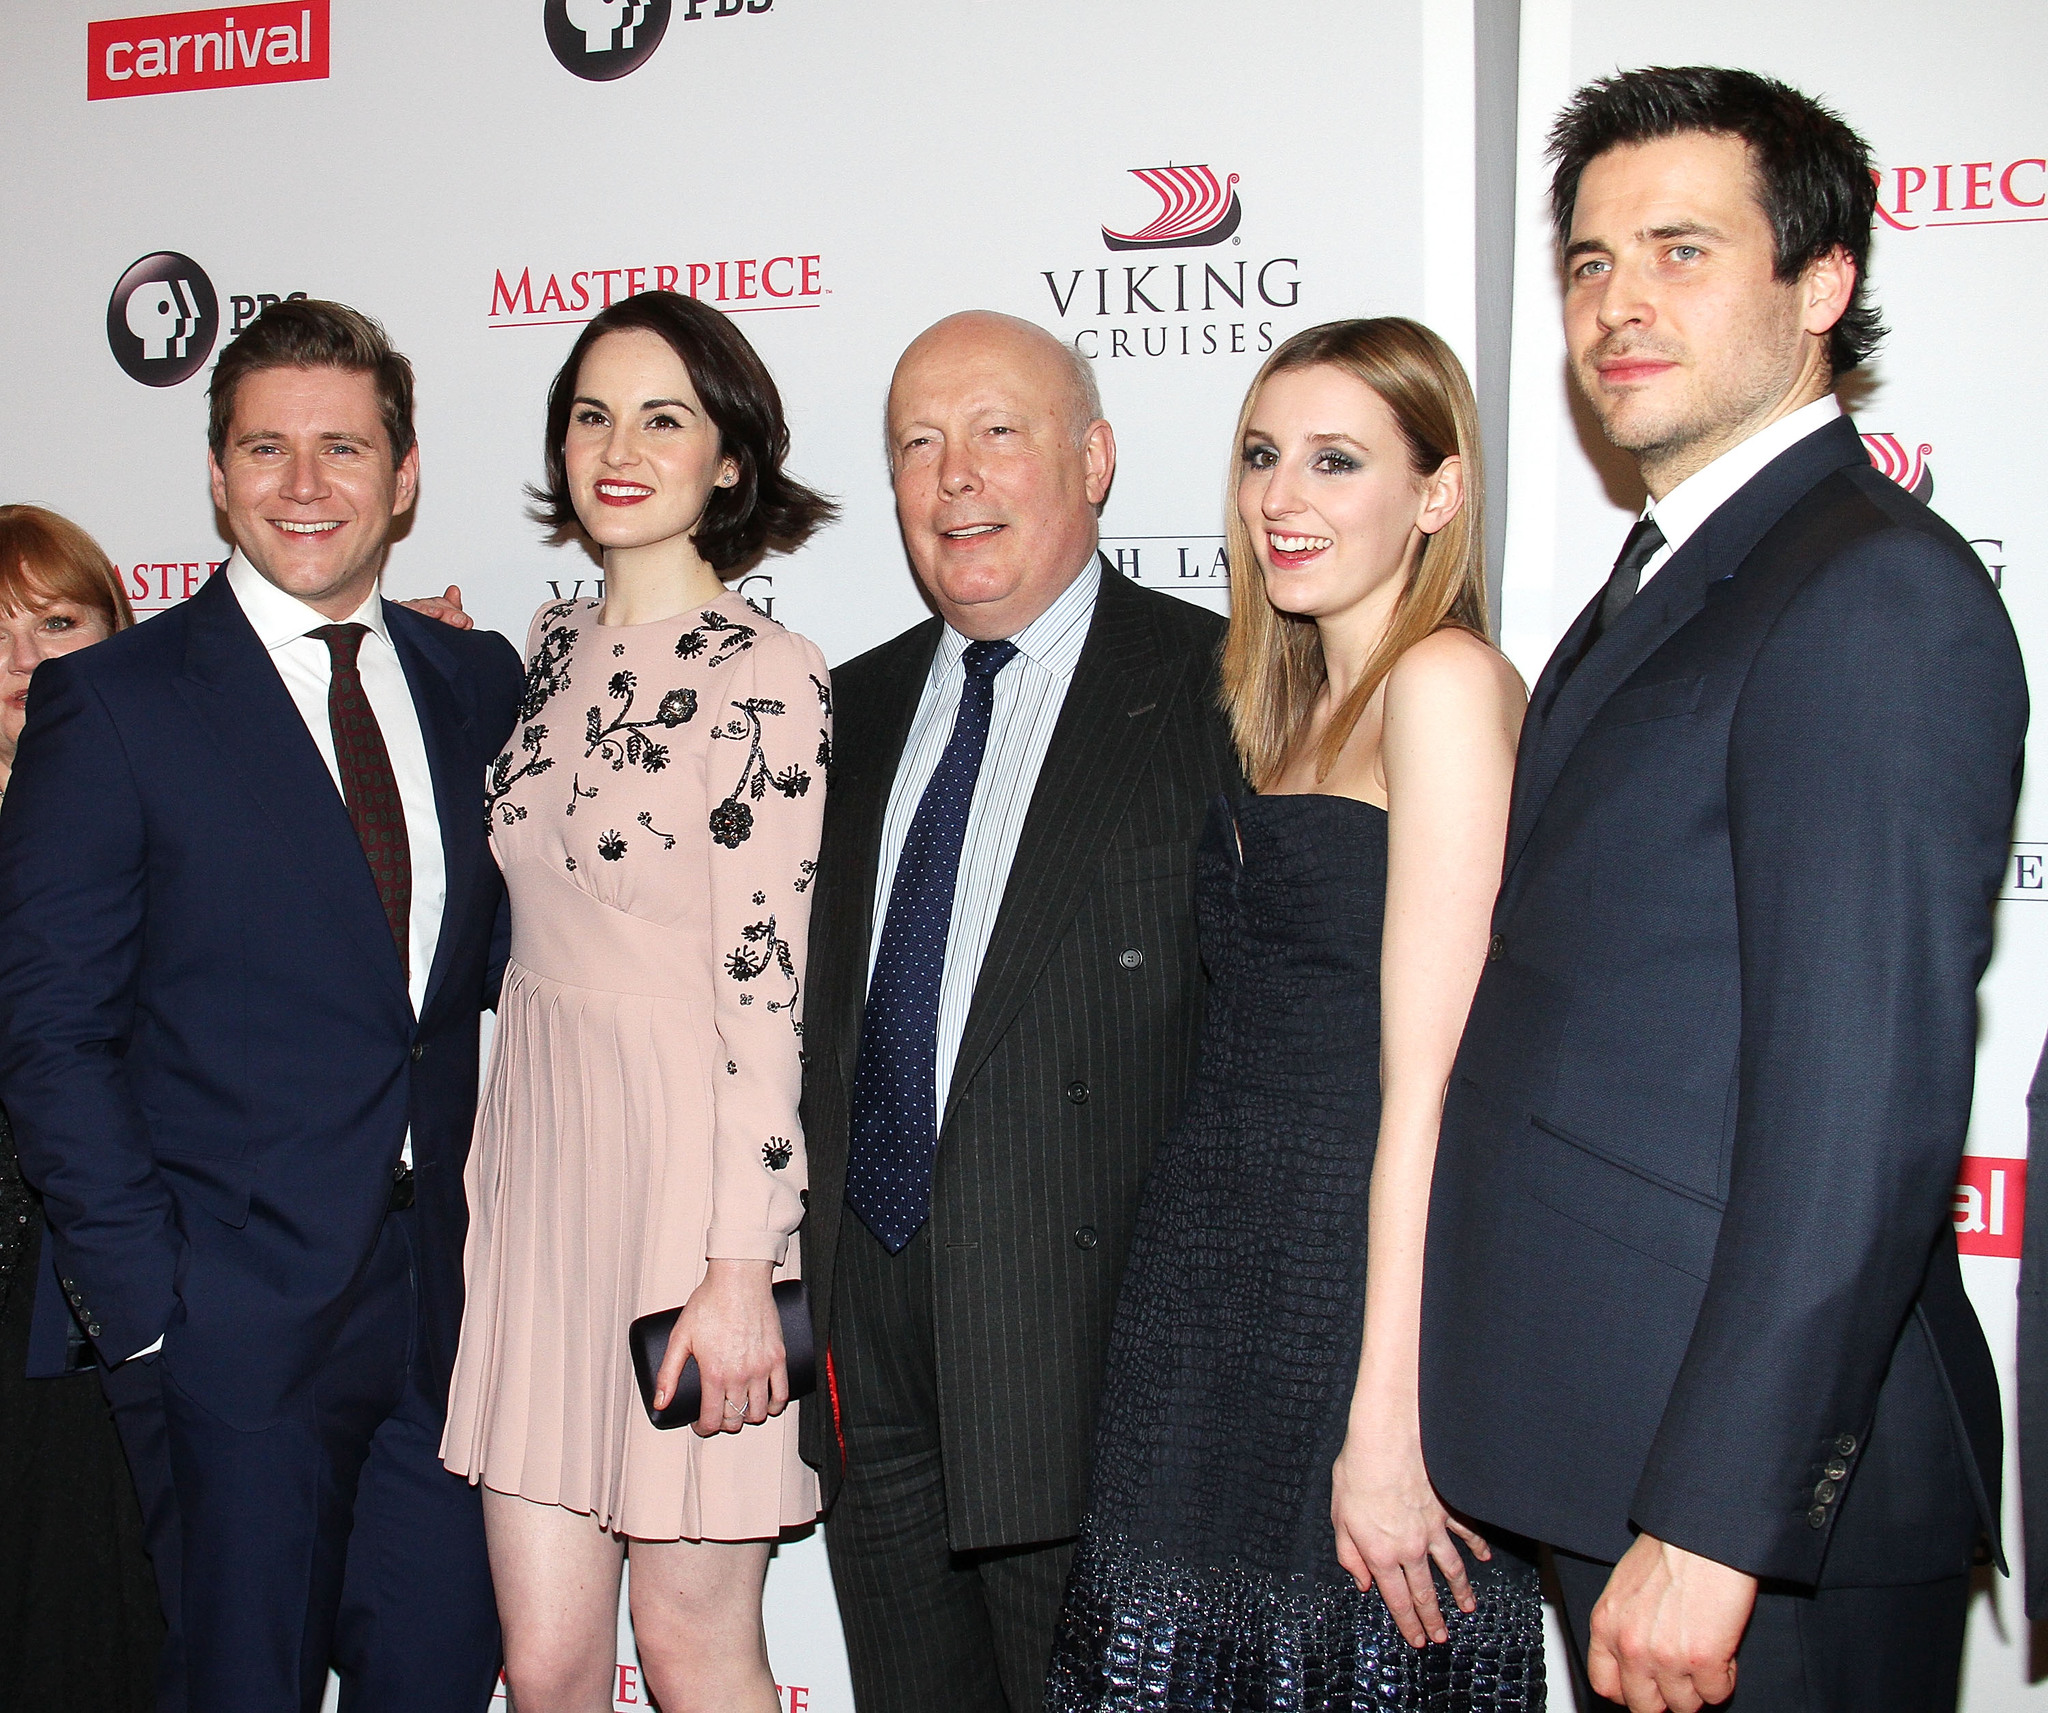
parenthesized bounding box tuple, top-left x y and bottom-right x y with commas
(628, 1277, 816, 1430)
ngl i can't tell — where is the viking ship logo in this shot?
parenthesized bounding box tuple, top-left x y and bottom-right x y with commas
(1861, 431, 1933, 503)
(1101, 164, 1243, 252)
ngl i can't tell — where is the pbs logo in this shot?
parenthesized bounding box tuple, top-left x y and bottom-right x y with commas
(107, 252, 220, 387)
(544, 0, 671, 80)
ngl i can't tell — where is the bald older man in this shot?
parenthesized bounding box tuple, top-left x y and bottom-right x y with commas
(798, 312, 1242, 1710)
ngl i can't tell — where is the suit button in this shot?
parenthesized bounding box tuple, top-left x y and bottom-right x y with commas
(1814, 1479, 1838, 1504)
(1066, 1080, 1090, 1105)
(86, 1321, 101, 1336)
(1807, 1506, 1828, 1529)
(62, 1278, 75, 1290)
(411, 1042, 426, 1062)
(1118, 949, 1144, 969)
(1486, 932, 1504, 962)
(1834, 1433, 1857, 1457)
(1824, 1458, 1849, 1481)
(1074, 1226, 1099, 1250)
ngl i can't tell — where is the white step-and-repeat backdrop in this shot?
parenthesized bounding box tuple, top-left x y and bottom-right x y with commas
(3, 3, 1479, 1708)
(2, 0, 2040, 1706)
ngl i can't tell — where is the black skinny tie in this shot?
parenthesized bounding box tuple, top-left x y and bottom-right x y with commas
(1593, 516, 1668, 640)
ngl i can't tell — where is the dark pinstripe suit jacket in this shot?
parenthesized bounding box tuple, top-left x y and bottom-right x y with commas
(798, 567, 1243, 1549)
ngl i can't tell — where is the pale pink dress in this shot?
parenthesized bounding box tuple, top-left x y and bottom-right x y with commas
(442, 590, 827, 1540)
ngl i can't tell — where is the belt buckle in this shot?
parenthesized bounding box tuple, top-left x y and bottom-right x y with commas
(388, 1162, 416, 1211)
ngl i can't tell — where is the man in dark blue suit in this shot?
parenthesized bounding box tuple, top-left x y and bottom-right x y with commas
(1421, 69, 2026, 1713)
(0, 301, 523, 1713)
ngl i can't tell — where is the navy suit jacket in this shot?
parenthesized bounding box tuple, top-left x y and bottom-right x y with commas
(0, 572, 522, 1429)
(1420, 416, 2026, 1587)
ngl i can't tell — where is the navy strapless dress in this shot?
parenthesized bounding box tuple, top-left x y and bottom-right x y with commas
(1048, 795, 1542, 1711)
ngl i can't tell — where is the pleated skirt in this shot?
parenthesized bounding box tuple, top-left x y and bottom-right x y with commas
(440, 960, 817, 1541)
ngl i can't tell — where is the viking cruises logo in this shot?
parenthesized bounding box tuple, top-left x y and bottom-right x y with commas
(107, 252, 220, 386)
(1861, 431, 1933, 503)
(544, 0, 671, 79)
(1102, 164, 1243, 251)
(1039, 163, 1301, 364)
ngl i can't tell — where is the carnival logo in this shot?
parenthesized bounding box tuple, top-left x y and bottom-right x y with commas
(1102, 165, 1243, 252)
(88, 2, 328, 100)
(107, 252, 220, 386)
(544, 0, 671, 79)
(1861, 431, 1933, 503)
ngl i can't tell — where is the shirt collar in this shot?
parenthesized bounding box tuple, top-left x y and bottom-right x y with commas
(934, 554, 1101, 679)
(225, 550, 391, 654)
(1645, 393, 1844, 556)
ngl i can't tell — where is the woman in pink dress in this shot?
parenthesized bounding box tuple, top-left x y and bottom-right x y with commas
(441, 291, 835, 1713)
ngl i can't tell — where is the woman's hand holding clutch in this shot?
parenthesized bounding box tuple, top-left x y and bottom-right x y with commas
(1331, 1409, 1491, 1649)
(653, 1258, 790, 1437)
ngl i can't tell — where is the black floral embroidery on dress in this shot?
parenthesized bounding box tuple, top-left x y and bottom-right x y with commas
(793, 858, 817, 895)
(674, 608, 756, 667)
(752, 891, 767, 905)
(567, 774, 598, 816)
(612, 643, 625, 657)
(585, 669, 696, 773)
(724, 912, 801, 1028)
(725, 1060, 738, 1075)
(762, 1138, 793, 1171)
(519, 607, 578, 721)
(597, 830, 627, 861)
(709, 697, 810, 846)
(636, 810, 677, 851)
(486, 724, 553, 828)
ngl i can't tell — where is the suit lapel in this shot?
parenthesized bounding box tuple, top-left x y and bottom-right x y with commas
(1502, 417, 1874, 891)
(829, 622, 940, 1093)
(941, 572, 1178, 1129)
(388, 605, 479, 1024)
(172, 574, 408, 1007)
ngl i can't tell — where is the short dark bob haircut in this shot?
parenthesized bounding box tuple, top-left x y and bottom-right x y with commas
(209, 298, 416, 465)
(1547, 66, 1884, 375)
(528, 291, 836, 574)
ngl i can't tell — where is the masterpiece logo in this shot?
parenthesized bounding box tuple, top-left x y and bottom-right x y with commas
(1873, 155, 2044, 231)
(1041, 165, 1302, 363)
(88, 2, 327, 100)
(122, 556, 227, 613)
(107, 251, 308, 385)
(490, 256, 823, 326)
(544, 0, 774, 80)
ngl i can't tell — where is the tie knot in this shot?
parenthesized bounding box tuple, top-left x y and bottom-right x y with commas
(961, 639, 1019, 684)
(1616, 516, 1666, 573)
(309, 623, 370, 670)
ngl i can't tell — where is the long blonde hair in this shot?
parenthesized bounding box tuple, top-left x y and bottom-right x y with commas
(1220, 318, 1487, 789)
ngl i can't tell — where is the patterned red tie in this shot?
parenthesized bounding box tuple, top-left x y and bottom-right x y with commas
(310, 624, 411, 975)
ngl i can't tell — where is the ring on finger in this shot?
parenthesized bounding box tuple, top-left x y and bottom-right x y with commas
(723, 1397, 747, 1417)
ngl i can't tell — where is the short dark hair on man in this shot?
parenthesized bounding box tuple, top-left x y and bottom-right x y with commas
(529, 291, 837, 574)
(1547, 66, 1885, 374)
(208, 299, 417, 464)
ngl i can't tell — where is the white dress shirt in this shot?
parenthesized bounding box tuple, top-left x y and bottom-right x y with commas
(1635, 393, 1844, 591)
(869, 557, 1101, 1135)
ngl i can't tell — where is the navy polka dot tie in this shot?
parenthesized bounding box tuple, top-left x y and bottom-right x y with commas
(847, 639, 1018, 1253)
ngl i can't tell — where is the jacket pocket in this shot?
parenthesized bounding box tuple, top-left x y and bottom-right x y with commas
(1524, 1113, 1722, 1281)
(156, 1152, 255, 1230)
(1592, 675, 1705, 728)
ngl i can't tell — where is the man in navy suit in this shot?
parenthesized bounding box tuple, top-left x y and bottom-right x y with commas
(0, 301, 523, 1712)
(1421, 69, 2026, 1712)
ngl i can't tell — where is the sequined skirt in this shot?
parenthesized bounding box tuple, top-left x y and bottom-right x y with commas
(1047, 1527, 1544, 1712)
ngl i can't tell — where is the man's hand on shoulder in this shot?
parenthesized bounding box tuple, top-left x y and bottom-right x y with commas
(1588, 1533, 1756, 1712)
(398, 585, 473, 630)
